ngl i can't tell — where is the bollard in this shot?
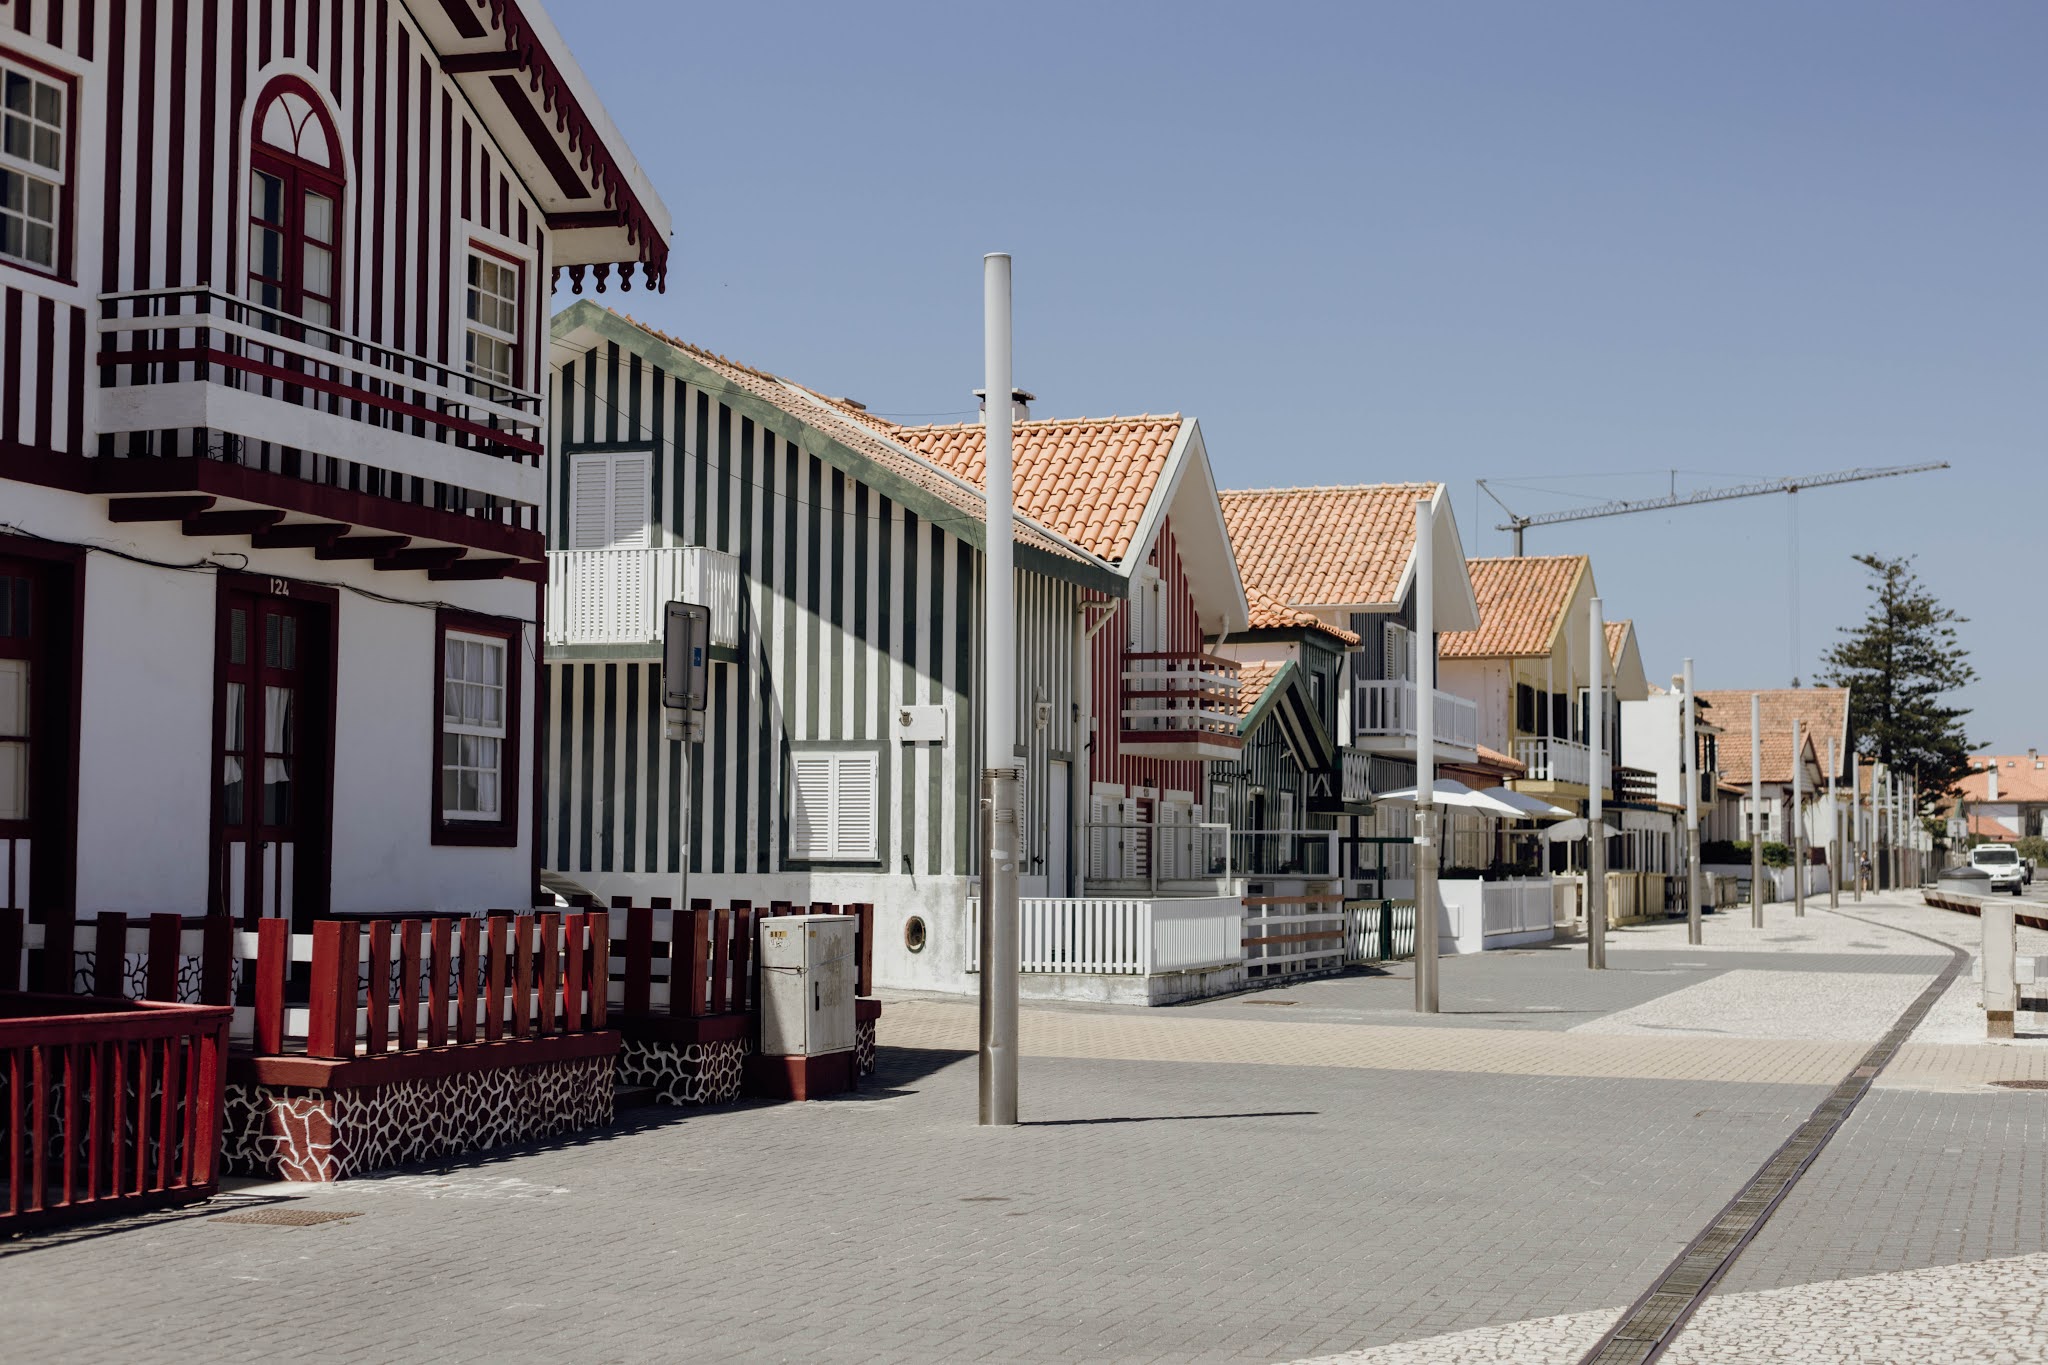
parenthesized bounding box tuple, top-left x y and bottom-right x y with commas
(1983, 899, 2017, 1041)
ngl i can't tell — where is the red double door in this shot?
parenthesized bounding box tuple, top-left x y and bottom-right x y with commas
(213, 582, 333, 929)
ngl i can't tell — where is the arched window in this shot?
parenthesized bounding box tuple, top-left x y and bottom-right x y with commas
(247, 77, 343, 329)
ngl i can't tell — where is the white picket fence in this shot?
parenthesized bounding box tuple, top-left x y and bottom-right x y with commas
(1242, 896, 1347, 981)
(968, 897, 1242, 976)
(1480, 878, 1554, 938)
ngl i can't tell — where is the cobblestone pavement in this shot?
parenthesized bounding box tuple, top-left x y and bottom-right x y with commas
(5, 892, 2041, 1364)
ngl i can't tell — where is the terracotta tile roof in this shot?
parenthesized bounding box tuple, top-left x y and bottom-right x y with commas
(608, 311, 1089, 566)
(1476, 743, 1526, 776)
(1697, 688, 1851, 786)
(1439, 556, 1586, 659)
(1969, 813, 2023, 839)
(892, 415, 1184, 564)
(1218, 484, 1438, 610)
(1957, 755, 2048, 805)
(1605, 619, 1631, 666)
(1231, 660, 1286, 723)
(1244, 585, 1359, 644)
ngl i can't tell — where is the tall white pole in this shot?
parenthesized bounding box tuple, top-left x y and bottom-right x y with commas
(1791, 717, 1806, 917)
(1827, 738, 1840, 909)
(1588, 597, 1606, 969)
(1852, 757, 1864, 901)
(978, 253, 1019, 1127)
(1413, 497, 1439, 1013)
(1750, 693, 1764, 928)
(1683, 658, 1701, 945)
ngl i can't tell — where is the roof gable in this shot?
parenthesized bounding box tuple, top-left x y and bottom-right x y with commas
(1697, 688, 1853, 786)
(1440, 556, 1587, 659)
(1219, 483, 1480, 631)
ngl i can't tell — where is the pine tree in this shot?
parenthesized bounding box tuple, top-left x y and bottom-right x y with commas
(1819, 554, 1976, 808)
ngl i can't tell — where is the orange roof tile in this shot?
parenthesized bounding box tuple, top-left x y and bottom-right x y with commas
(1218, 484, 1438, 610)
(1956, 754, 2048, 805)
(1969, 813, 2023, 838)
(1605, 619, 1631, 666)
(1476, 743, 1526, 776)
(1244, 585, 1359, 644)
(1439, 556, 1586, 659)
(893, 415, 1184, 564)
(606, 311, 1089, 566)
(1230, 660, 1286, 723)
(1697, 688, 1851, 786)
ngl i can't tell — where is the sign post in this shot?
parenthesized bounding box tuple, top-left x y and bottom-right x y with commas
(663, 602, 710, 908)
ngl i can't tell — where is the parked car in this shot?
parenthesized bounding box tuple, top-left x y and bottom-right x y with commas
(1969, 843, 2027, 895)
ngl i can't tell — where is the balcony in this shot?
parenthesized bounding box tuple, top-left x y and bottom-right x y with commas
(1615, 765, 1659, 805)
(1351, 680, 1478, 754)
(1120, 652, 1243, 762)
(87, 289, 547, 567)
(545, 547, 743, 656)
(1513, 737, 1608, 789)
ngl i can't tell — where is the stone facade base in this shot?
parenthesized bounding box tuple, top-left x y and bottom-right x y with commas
(223, 1050, 615, 1182)
(618, 1010, 878, 1107)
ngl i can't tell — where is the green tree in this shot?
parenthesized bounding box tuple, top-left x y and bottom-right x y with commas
(1819, 554, 1976, 809)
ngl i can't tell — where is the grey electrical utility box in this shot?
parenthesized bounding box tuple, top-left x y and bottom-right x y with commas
(758, 915, 856, 1057)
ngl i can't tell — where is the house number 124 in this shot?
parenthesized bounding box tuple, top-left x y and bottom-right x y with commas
(269, 578, 291, 597)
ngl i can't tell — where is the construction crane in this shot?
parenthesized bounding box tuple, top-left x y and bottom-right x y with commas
(1475, 461, 1950, 687)
(1477, 463, 1949, 556)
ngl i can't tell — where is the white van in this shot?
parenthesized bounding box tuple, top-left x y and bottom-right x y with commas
(1969, 843, 2026, 895)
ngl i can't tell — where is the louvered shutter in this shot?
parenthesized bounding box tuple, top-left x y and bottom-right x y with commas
(608, 452, 651, 548)
(1088, 796, 1109, 879)
(570, 457, 612, 550)
(834, 754, 879, 860)
(1383, 623, 1411, 682)
(791, 756, 835, 860)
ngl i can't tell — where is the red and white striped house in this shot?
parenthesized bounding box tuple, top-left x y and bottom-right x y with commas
(0, 0, 669, 929)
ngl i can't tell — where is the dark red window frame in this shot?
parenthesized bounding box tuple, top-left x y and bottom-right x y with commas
(432, 607, 523, 848)
(245, 75, 344, 330)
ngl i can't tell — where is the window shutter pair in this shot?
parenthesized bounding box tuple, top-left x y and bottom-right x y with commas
(790, 753, 879, 861)
(569, 452, 652, 551)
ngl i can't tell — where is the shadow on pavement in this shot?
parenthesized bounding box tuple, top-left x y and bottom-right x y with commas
(1023, 1110, 1318, 1127)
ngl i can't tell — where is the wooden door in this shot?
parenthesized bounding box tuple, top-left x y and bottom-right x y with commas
(215, 587, 331, 928)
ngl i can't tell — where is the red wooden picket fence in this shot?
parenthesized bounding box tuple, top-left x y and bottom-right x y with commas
(268, 911, 613, 1061)
(1, 991, 232, 1231)
(606, 899, 875, 1018)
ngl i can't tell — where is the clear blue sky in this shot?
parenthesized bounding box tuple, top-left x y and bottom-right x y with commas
(553, 1, 2045, 753)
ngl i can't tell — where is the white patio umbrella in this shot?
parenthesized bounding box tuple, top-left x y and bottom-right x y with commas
(1373, 778, 1527, 818)
(1476, 786, 1573, 820)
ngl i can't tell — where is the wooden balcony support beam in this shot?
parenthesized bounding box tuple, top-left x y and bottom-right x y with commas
(429, 556, 521, 581)
(107, 495, 215, 522)
(182, 508, 286, 537)
(314, 535, 412, 561)
(377, 546, 465, 572)
(249, 521, 349, 549)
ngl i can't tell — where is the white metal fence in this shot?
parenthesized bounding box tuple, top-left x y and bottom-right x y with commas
(1481, 878, 1553, 938)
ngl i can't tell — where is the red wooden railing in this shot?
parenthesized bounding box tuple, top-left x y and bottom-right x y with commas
(607, 899, 875, 1018)
(276, 912, 612, 1061)
(1, 992, 232, 1231)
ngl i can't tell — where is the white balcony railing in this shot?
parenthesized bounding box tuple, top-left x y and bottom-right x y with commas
(96, 287, 546, 508)
(1121, 653, 1241, 740)
(1339, 746, 1373, 804)
(1352, 681, 1477, 750)
(545, 546, 741, 651)
(1513, 737, 1607, 788)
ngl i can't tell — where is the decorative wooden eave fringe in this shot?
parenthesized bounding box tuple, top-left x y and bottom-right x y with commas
(478, 0, 668, 292)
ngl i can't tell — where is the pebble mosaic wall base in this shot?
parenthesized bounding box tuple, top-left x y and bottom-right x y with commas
(619, 1019, 874, 1105)
(221, 1056, 613, 1182)
(618, 1037, 749, 1106)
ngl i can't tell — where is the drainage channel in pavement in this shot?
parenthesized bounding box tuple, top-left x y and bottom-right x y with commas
(1576, 906, 1969, 1365)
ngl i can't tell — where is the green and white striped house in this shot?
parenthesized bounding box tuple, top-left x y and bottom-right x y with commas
(543, 304, 1250, 991)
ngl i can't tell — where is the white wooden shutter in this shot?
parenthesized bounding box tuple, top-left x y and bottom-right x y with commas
(1088, 796, 1109, 879)
(1383, 623, 1411, 682)
(834, 754, 879, 860)
(570, 457, 611, 550)
(608, 452, 651, 548)
(790, 753, 878, 861)
(569, 452, 651, 551)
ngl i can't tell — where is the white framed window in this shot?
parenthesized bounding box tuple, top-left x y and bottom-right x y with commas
(790, 751, 879, 861)
(569, 450, 651, 550)
(0, 57, 66, 272)
(441, 630, 508, 821)
(465, 248, 520, 395)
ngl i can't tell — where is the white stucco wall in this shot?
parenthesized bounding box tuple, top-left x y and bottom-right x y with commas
(8, 481, 536, 916)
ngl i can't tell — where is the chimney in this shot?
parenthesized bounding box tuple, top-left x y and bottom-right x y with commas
(974, 387, 1035, 425)
(1989, 766, 1999, 801)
